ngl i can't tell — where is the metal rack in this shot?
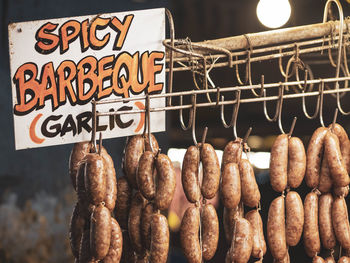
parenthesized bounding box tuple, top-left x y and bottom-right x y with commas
(91, 0, 350, 146)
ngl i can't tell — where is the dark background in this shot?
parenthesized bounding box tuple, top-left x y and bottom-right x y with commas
(1, 0, 350, 262)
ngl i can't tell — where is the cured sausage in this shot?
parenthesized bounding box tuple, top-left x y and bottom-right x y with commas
(324, 257, 336, 263)
(79, 229, 98, 263)
(90, 204, 112, 260)
(270, 134, 288, 192)
(239, 159, 260, 208)
(325, 131, 349, 187)
(182, 146, 200, 203)
(334, 185, 349, 197)
(201, 204, 219, 261)
(223, 206, 241, 244)
(319, 193, 336, 250)
(245, 209, 266, 259)
(287, 137, 306, 188)
(128, 192, 146, 254)
(201, 143, 220, 199)
(332, 197, 350, 249)
(102, 218, 123, 263)
(221, 162, 241, 209)
(306, 127, 328, 188)
(100, 147, 117, 212)
(69, 141, 92, 190)
(313, 256, 325, 263)
(222, 139, 243, 170)
(267, 196, 287, 260)
(84, 153, 106, 205)
(144, 133, 159, 154)
(273, 252, 290, 263)
(285, 191, 304, 247)
(123, 135, 145, 189)
(303, 192, 321, 258)
(155, 154, 176, 210)
(69, 202, 86, 259)
(319, 156, 333, 193)
(180, 206, 201, 263)
(150, 214, 169, 263)
(141, 202, 154, 250)
(114, 176, 131, 230)
(137, 151, 156, 200)
(338, 257, 350, 263)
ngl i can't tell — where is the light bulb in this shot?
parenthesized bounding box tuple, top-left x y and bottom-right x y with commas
(256, 0, 291, 29)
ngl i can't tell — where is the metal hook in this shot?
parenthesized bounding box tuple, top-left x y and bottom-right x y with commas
(98, 132, 102, 155)
(220, 90, 241, 129)
(145, 94, 154, 153)
(278, 48, 294, 79)
(179, 95, 194, 131)
(191, 94, 199, 146)
(234, 55, 244, 85)
(232, 90, 242, 140)
(165, 9, 175, 107)
(91, 99, 97, 153)
(276, 84, 294, 134)
(302, 77, 321, 120)
(246, 50, 261, 97)
(319, 81, 326, 127)
(263, 85, 281, 122)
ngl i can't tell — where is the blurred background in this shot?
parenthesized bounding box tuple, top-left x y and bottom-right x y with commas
(1, 0, 350, 262)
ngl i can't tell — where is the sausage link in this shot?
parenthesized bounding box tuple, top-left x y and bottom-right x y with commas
(100, 147, 117, 212)
(221, 139, 243, 170)
(342, 140, 350, 174)
(79, 229, 98, 263)
(128, 192, 146, 254)
(123, 135, 145, 189)
(273, 252, 290, 263)
(325, 257, 336, 263)
(84, 153, 106, 205)
(270, 134, 288, 192)
(114, 176, 131, 230)
(306, 127, 328, 188)
(303, 192, 321, 258)
(221, 162, 241, 209)
(338, 257, 350, 263)
(76, 163, 89, 209)
(201, 143, 220, 199)
(325, 131, 349, 187)
(245, 209, 266, 259)
(229, 217, 253, 263)
(285, 191, 304, 247)
(144, 133, 159, 154)
(319, 193, 336, 249)
(150, 214, 169, 263)
(182, 146, 200, 203)
(288, 137, 306, 188)
(180, 206, 201, 263)
(267, 196, 287, 260)
(329, 123, 349, 151)
(141, 202, 154, 250)
(201, 204, 219, 260)
(239, 159, 260, 208)
(332, 197, 350, 249)
(69, 202, 86, 259)
(155, 154, 176, 210)
(121, 231, 137, 263)
(313, 256, 326, 263)
(102, 218, 123, 263)
(137, 151, 156, 200)
(319, 155, 333, 193)
(69, 141, 92, 190)
(334, 185, 349, 197)
(223, 206, 241, 244)
(90, 204, 112, 260)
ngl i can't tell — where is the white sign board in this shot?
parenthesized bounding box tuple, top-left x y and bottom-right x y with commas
(9, 8, 166, 150)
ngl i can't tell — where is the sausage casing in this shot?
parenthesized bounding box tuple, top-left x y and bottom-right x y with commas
(137, 151, 156, 200)
(141, 202, 154, 250)
(221, 162, 241, 209)
(144, 133, 159, 154)
(303, 192, 321, 258)
(239, 159, 260, 208)
(221, 139, 243, 170)
(102, 217, 123, 263)
(325, 131, 349, 187)
(201, 143, 220, 199)
(79, 229, 97, 263)
(155, 154, 176, 210)
(229, 217, 253, 263)
(150, 214, 169, 263)
(245, 209, 266, 259)
(334, 185, 349, 197)
(339, 257, 350, 263)
(267, 196, 287, 260)
(319, 155, 333, 193)
(313, 256, 326, 263)
(273, 252, 290, 263)
(319, 193, 336, 250)
(114, 176, 131, 230)
(270, 134, 288, 192)
(123, 135, 145, 189)
(332, 197, 350, 249)
(201, 204, 219, 260)
(90, 204, 112, 260)
(306, 127, 328, 188)
(287, 137, 306, 188)
(285, 191, 304, 247)
(182, 146, 200, 203)
(128, 192, 146, 254)
(69, 202, 86, 259)
(84, 153, 106, 205)
(69, 141, 92, 190)
(324, 257, 336, 263)
(223, 206, 241, 244)
(180, 206, 201, 263)
(100, 147, 117, 212)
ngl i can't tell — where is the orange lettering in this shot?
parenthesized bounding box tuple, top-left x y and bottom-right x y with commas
(57, 60, 77, 104)
(112, 52, 132, 98)
(147, 51, 164, 93)
(38, 62, 59, 110)
(59, 20, 81, 54)
(97, 55, 114, 99)
(90, 17, 110, 50)
(110, 15, 134, 50)
(77, 56, 98, 101)
(35, 22, 59, 54)
(80, 19, 89, 52)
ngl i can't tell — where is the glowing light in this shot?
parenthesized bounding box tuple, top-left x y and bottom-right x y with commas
(256, 0, 291, 28)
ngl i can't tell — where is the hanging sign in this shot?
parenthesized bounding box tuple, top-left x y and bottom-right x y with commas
(8, 8, 166, 150)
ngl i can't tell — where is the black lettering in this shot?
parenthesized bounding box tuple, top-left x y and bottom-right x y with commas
(116, 106, 133, 128)
(60, 114, 77, 136)
(76, 111, 92, 134)
(41, 115, 62, 137)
